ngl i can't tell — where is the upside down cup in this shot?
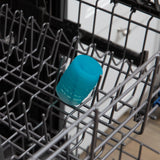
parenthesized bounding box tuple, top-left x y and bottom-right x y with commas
(56, 55, 103, 106)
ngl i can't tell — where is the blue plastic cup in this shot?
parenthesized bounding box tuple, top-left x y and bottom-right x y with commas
(56, 55, 103, 105)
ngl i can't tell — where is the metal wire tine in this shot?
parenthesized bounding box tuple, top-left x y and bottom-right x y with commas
(3, 92, 12, 129)
(70, 36, 79, 61)
(31, 15, 41, 31)
(42, 28, 58, 64)
(91, 0, 100, 43)
(122, 10, 135, 59)
(138, 51, 149, 76)
(137, 144, 143, 160)
(77, 42, 95, 58)
(77, 40, 98, 58)
(109, 88, 121, 124)
(22, 16, 34, 47)
(90, 109, 99, 160)
(70, 132, 86, 152)
(113, 59, 125, 88)
(1, 88, 17, 112)
(62, 105, 82, 129)
(118, 60, 132, 96)
(94, 145, 105, 160)
(52, 54, 66, 94)
(42, 102, 59, 127)
(61, 29, 73, 45)
(27, 122, 35, 132)
(8, 10, 21, 40)
(51, 29, 63, 66)
(77, 36, 89, 52)
(36, 47, 45, 85)
(66, 141, 70, 160)
(20, 38, 27, 77)
(75, 111, 80, 156)
(129, 59, 142, 97)
(93, 47, 108, 59)
(118, 135, 124, 160)
(90, 43, 96, 57)
(35, 23, 46, 52)
(3, 4, 8, 39)
(91, 75, 102, 107)
(140, 16, 153, 65)
(115, 82, 136, 111)
(135, 72, 151, 110)
(77, 0, 82, 35)
(110, 54, 125, 66)
(100, 52, 114, 90)
(0, 34, 6, 56)
(20, 142, 41, 160)
(22, 102, 30, 140)
(30, 53, 39, 70)
(9, 87, 19, 108)
(42, 114, 49, 143)
(8, 11, 16, 38)
(46, 62, 59, 78)
(22, 136, 26, 160)
(47, 24, 56, 38)
(27, 93, 40, 113)
(17, 10, 23, 45)
(64, 134, 72, 160)
(87, 43, 96, 57)
(38, 23, 49, 59)
(66, 36, 79, 64)
(106, 3, 117, 53)
(30, 16, 34, 53)
(0, 3, 8, 13)
(5, 31, 14, 69)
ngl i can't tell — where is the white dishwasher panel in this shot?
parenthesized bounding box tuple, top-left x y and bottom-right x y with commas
(68, 0, 160, 55)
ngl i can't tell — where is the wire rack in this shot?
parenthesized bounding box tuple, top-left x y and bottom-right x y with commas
(0, 1, 160, 160)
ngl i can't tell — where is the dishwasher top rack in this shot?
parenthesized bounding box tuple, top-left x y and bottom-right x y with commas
(0, 1, 160, 160)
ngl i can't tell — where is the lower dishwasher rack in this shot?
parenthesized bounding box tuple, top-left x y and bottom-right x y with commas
(0, 2, 160, 160)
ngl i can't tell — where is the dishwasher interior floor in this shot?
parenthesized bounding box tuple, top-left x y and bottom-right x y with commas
(80, 108, 160, 160)
(110, 109, 160, 160)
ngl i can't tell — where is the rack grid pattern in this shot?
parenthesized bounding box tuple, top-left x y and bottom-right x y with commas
(0, 1, 160, 160)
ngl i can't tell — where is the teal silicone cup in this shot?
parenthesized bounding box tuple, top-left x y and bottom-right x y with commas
(56, 55, 103, 105)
